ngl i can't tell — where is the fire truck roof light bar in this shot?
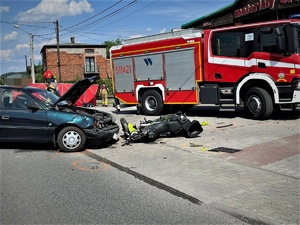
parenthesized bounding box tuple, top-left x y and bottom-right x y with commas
(124, 28, 203, 46)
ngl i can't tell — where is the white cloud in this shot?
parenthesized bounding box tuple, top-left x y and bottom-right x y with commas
(159, 28, 166, 33)
(0, 6, 10, 13)
(15, 0, 94, 22)
(15, 43, 29, 51)
(14, 37, 53, 54)
(0, 49, 13, 60)
(0, 44, 43, 74)
(4, 31, 18, 41)
(146, 28, 152, 32)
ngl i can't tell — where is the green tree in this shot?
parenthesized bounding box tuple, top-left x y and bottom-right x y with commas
(26, 64, 44, 83)
(0, 76, 4, 85)
(102, 38, 123, 58)
(33, 64, 44, 83)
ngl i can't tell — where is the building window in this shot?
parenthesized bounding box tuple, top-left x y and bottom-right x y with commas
(85, 57, 95, 72)
(85, 49, 94, 53)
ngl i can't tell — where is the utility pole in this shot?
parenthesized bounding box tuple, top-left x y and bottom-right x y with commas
(24, 54, 28, 75)
(29, 33, 35, 83)
(55, 20, 61, 82)
(14, 25, 35, 83)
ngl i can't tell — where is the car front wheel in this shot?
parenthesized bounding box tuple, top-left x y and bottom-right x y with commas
(57, 126, 86, 152)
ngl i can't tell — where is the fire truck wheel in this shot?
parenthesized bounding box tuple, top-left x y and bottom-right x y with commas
(141, 90, 164, 115)
(244, 87, 273, 119)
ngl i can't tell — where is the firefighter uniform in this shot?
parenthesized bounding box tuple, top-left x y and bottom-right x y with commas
(100, 83, 108, 106)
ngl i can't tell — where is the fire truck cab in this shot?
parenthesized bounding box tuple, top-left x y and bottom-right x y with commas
(111, 19, 300, 119)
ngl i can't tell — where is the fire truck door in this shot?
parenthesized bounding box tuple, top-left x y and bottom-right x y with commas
(207, 31, 246, 83)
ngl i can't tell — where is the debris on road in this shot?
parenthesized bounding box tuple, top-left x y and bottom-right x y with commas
(200, 148, 211, 151)
(120, 112, 203, 145)
(200, 121, 209, 126)
(216, 123, 233, 128)
(190, 143, 204, 147)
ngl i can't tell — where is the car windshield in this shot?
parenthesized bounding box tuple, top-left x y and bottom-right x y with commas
(27, 88, 68, 107)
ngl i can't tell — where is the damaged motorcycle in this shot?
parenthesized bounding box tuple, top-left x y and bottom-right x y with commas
(120, 112, 203, 145)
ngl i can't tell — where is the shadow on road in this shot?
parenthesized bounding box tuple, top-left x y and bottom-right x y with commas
(0, 141, 114, 152)
(113, 105, 300, 121)
(0, 142, 54, 152)
(187, 106, 300, 121)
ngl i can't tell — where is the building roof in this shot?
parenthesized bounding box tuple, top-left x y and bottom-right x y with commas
(181, 0, 300, 29)
(181, 0, 238, 29)
(40, 42, 107, 53)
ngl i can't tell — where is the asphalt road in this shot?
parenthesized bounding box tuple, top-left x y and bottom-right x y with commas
(115, 104, 300, 150)
(1, 104, 299, 224)
(0, 148, 248, 225)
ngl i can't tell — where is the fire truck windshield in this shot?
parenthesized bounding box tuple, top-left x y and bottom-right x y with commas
(293, 22, 300, 53)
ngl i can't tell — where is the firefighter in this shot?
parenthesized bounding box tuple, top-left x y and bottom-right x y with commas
(100, 82, 109, 106)
(43, 71, 60, 96)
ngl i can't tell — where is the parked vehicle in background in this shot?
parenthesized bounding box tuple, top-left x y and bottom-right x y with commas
(111, 19, 300, 119)
(0, 76, 119, 152)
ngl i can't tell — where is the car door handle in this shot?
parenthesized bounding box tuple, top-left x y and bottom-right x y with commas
(1, 115, 10, 120)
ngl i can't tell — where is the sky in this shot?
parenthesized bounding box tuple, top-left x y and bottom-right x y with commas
(0, 0, 234, 75)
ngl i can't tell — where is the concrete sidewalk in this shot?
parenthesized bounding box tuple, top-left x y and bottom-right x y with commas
(89, 105, 300, 225)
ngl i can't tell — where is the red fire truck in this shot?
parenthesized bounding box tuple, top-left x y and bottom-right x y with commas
(111, 19, 300, 119)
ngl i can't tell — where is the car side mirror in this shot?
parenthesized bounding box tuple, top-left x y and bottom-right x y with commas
(27, 101, 40, 111)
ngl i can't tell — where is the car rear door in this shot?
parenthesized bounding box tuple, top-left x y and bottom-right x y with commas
(0, 87, 50, 143)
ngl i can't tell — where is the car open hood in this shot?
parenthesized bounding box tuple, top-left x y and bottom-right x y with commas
(53, 75, 98, 106)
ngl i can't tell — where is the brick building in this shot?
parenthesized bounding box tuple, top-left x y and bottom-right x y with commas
(40, 37, 111, 82)
(181, 0, 300, 29)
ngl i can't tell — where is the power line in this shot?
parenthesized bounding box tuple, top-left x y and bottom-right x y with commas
(1, 20, 54, 30)
(1, 20, 54, 25)
(89, 0, 159, 32)
(59, 0, 160, 41)
(1, 20, 56, 37)
(58, 27, 127, 43)
(59, 0, 140, 39)
(1, 0, 159, 44)
(63, 0, 124, 31)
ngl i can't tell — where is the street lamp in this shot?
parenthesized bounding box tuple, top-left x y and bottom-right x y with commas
(14, 25, 35, 83)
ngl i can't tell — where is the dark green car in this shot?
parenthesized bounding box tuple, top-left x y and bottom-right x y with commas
(0, 76, 119, 152)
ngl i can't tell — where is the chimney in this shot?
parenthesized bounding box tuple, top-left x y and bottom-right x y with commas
(70, 37, 75, 43)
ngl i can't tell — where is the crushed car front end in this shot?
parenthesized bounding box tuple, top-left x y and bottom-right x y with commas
(57, 105, 119, 145)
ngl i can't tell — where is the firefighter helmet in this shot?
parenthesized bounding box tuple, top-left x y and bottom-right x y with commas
(43, 71, 54, 79)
